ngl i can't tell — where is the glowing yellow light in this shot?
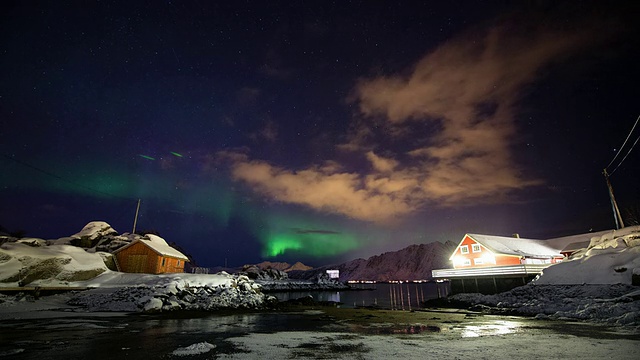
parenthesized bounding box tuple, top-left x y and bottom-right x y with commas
(481, 252, 496, 264)
(453, 256, 466, 266)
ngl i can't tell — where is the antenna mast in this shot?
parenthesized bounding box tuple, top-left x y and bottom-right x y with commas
(132, 199, 141, 234)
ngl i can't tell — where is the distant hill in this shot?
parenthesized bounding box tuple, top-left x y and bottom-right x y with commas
(253, 261, 313, 272)
(289, 241, 457, 282)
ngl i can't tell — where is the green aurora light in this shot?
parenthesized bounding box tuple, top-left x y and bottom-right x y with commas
(262, 229, 359, 257)
(2, 155, 364, 261)
(4, 157, 240, 228)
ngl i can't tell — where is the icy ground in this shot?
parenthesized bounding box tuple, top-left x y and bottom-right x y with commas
(449, 284, 640, 327)
(0, 309, 638, 360)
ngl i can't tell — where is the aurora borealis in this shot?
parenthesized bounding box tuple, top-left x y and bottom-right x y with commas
(1, 1, 639, 267)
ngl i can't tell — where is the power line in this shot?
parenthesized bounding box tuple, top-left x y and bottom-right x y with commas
(605, 114, 640, 172)
(609, 134, 640, 176)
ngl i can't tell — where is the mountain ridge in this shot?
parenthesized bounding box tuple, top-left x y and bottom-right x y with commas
(288, 241, 457, 281)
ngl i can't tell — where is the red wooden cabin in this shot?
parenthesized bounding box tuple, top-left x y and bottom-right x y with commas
(114, 234, 188, 274)
(449, 234, 564, 269)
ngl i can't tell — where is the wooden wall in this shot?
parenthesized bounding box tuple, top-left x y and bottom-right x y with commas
(115, 241, 185, 274)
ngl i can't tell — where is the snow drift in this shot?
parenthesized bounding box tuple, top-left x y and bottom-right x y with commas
(0, 222, 274, 313)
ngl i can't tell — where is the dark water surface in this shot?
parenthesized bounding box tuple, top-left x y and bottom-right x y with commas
(0, 311, 318, 359)
(270, 282, 449, 308)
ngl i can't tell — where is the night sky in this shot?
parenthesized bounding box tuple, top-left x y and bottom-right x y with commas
(2, 1, 639, 268)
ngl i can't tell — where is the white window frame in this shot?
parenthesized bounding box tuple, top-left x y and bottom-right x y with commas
(472, 244, 481, 253)
(460, 245, 469, 254)
(474, 258, 484, 265)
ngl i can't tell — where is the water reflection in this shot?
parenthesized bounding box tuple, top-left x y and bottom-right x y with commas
(270, 282, 444, 309)
(459, 320, 523, 338)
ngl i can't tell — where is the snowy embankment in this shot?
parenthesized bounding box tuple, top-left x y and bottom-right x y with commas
(447, 226, 640, 326)
(68, 271, 274, 312)
(0, 233, 274, 313)
(451, 284, 640, 326)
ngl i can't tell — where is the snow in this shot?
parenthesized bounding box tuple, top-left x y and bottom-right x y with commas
(467, 234, 563, 257)
(545, 228, 614, 250)
(115, 233, 189, 260)
(446, 226, 640, 327)
(71, 221, 117, 240)
(533, 225, 640, 285)
(171, 342, 216, 356)
(0, 241, 109, 286)
(214, 328, 640, 360)
(0, 225, 273, 315)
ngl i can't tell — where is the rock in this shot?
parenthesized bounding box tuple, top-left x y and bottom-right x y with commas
(143, 298, 164, 312)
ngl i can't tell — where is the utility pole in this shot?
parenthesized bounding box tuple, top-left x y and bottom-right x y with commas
(603, 169, 625, 229)
(132, 199, 141, 234)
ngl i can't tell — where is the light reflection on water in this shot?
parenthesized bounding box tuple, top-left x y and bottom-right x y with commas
(459, 320, 523, 338)
(270, 282, 447, 308)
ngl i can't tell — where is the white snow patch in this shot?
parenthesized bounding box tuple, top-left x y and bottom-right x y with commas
(171, 342, 216, 356)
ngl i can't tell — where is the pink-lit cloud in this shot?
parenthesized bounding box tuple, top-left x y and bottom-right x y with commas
(223, 15, 608, 222)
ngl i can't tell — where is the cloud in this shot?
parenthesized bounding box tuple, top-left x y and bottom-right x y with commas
(223, 10, 610, 223)
(349, 16, 601, 204)
(366, 151, 398, 173)
(226, 157, 417, 223)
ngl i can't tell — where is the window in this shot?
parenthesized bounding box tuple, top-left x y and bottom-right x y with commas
(177, 260, 180, 267)
(462, 259, 471, 266)
(472, 244, 481, 253)
(161, 258, 166, 267)
(474, 258, 484, 265)
(460, 245, 469, 254)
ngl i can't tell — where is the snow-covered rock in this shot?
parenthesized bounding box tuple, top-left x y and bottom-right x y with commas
(0, 241, 108, 286)
(447, 284, 640, 327)
(71, 221, 118, 240)
(66, 272, 275, 313)
(241, 265, 289, 281)
(533, 226, 640, 285)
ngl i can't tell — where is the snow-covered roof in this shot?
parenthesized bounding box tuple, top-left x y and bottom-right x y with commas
(544, 229, 613, 251)
(114, 234, 189, 260)
(466, 234, 561, 258)
(560, 240, 591, 253)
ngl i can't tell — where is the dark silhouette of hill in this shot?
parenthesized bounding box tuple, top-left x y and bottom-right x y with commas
(288, 241, 457, 281)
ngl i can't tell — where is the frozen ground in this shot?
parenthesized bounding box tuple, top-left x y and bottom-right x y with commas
(0, 308, 638, 360)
